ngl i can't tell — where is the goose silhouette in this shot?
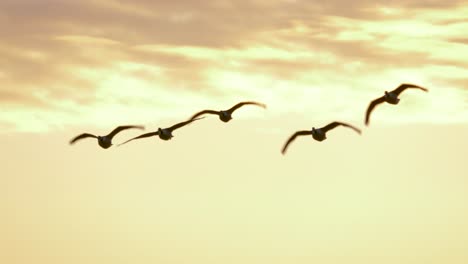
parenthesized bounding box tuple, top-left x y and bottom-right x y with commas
(69, 125, 144, 149)
(365, 83, 428, 126)
(189, 101, 266, 122)
(281, 122, 361, 155)
(118, 117, 203, 146)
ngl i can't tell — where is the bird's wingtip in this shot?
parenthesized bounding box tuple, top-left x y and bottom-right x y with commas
(281, 148, 287, 155)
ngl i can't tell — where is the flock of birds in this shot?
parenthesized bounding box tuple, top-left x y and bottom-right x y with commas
(69, 83, 428, 154)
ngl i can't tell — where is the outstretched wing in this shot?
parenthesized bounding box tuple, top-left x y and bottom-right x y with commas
(321, 122, 361, 134)
(391, 83, 428, 96)
(118, 131, 159, 146)
(281, 130, 312, 155)
(365, 96, 386, 126)
(189, 110, 220, 120)
(167, 117, 204, 132)
(226, 101, 266, 114)
(107, 125, 145, 139)
(69, 133, 97, 145)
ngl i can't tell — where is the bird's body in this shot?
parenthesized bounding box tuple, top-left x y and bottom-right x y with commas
(365, 83, 428, 125)
(311, 127, 327, 141)
(118, 117, 203, 146)
(69, 125, 144, 149)
(384, 91, 400, 105)
(281, 122, 361, 155)
(157, 127, 174, 141)
(97, 136, 113, 149)
(219, 110, 232, 122)
(189, 101, 266, 123)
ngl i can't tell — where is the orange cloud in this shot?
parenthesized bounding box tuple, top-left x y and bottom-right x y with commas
(0, 0, 467, 131)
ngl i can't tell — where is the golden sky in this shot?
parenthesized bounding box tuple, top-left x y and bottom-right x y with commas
(1, 1, 468, 263)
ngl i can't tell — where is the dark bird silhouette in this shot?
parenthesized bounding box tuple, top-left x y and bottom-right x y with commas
(69, 125, 145, 149)
(118, 117, 203, 146)
(365, 83, 428, 126)
(281, 122, 361, 155)
(189, 101, 266, 122)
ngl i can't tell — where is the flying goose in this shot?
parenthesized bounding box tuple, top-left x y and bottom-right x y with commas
(365, 83, 428, 126)
(189, 101, 266, 122)
(118, 117, 203, 146)
(69, 125, 144, 149)
(281, 122, 361, 155)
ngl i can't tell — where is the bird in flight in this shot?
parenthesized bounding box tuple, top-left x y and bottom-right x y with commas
(365, 83, 428, 126)
(118, 117, 204, 146)
(69, 125, 145, 149)
(189, 101, 266, 122)
(281, 122, 361, 155)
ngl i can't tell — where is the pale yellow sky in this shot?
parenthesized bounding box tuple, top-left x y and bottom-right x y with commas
(2, 123, 468, 263)
(1, 1, 468, 263)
